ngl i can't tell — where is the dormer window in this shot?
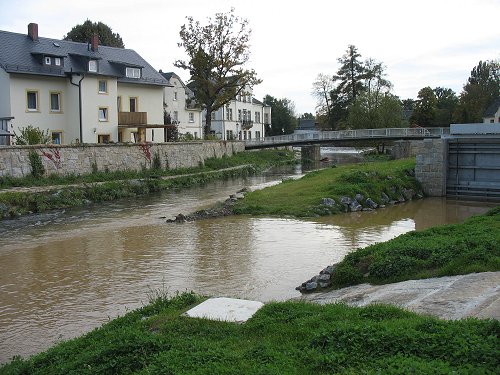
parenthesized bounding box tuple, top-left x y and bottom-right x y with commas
(54, 57, 61, 66)
(126, 67, 141, 79)
(45, 56, 51, 65)
(88, 60, 97, 72)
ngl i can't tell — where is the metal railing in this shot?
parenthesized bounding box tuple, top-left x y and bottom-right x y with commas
(245, 127, 450, 147)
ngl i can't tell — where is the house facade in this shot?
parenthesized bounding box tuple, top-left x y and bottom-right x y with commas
(209, 90, 271, 140)
(0, 23, 168, 145)
(483, 98, 500, 124)
(161, 72, 203, 139)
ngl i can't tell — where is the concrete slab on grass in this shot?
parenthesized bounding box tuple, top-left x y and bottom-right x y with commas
(184, 297, 264, 323)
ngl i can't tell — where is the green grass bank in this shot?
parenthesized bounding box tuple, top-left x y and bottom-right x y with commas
(233, 158, 421, 217)
(328, 206, 500, 289)
(1, 292, 498, 374)
(0, 150, 295, 219)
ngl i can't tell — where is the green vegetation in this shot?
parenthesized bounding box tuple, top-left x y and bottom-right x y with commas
(13, 125, 51, 145)
(0, 150, 295, 218)
(1, 292, 498, 374)
(330, 207, 500, 288)
(233, 159, 419, 217)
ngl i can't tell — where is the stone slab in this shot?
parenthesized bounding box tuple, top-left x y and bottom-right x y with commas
(184, 297, 264, 323)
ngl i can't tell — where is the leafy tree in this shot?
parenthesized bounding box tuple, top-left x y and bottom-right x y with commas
(175, 9, 261, 138)
(348, 93, 403, 129)
(312, 73, 335, 128)
(14, 125, 51, 145)
(433, 87, 458, 126)
(298, 113, 315, 120)
(263, 95, 297, 135)
(334, 45, 365, 107)
(63, 20, 124, 48)
(454, 60, 500, 123)
(410, 87, 437, 127)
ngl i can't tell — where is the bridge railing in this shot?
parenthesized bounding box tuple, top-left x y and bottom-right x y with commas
(245, 127, 450, 147)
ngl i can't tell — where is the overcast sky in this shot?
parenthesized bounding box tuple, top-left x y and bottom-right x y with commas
(2, 0, 499, 114)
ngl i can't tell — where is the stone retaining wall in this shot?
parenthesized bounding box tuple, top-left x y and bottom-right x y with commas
(0, 141, 245, 178)
(414, 138, 447, 196)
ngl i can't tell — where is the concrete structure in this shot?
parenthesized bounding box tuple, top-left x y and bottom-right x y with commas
(184, 297, 264, 323)
(0, 23, 168, 145)
(161, 72, 203, 139)
(414, 139, 447, 196)
(0, 141, 244, 178)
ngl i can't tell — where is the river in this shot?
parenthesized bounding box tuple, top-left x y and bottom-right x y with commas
(0, 166, 495, 363)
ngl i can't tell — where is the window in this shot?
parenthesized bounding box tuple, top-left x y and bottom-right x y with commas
(211, 112, 216, 121)
(98, 134, 111, 143)
(126, 67, 141, 78)
(88, 60, 97, 72)
(194, 132, 198, 139)
(172, 111, 178, 122)
(51, 131, 62, 144)
(189, 112, 194, 123)
(44, 56, 51, 65)
(98, 80, 107, 94)
(255, 112, 260, 123)
(50, 92, 61, 112)
(229, 108, 233, 121)
(26, 90, 38, 111)
(117, 96, 122, 111)
(242, 109, 247, 121)
(98, 107, 108, 121)
(256, 131, 261, 139)
(238, 109, 242, 121)
(173, 92, 178, 101)
(54, 57, 61, 66)
(248, 131, 252, 139)
(491, 119, 495, 123)
(264, 113, 270, 124)
(129, 97, 137, 112)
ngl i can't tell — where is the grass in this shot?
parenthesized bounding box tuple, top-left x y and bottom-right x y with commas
(0, 149, 295, 189)
(1, 292, 498, 374)
(329, 206, 500, 288)
(233, 158, 420, 217)
(0, 150, 295, 218)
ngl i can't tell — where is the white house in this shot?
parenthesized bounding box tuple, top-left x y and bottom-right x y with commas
(208, 89, 271, 140)
(0, 23, 169, 145)
(161, 72, 203, 140)
(483, 98, 500, 124)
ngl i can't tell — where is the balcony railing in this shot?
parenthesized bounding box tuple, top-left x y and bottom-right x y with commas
(118, 112, 147, 125)
(241, 120, 253, 130)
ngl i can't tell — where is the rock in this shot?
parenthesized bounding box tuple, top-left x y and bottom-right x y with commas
(389, 186, 397, 194)
(379, 204, 386, 208)
(305, 282, 318, 291)
(234, 193, 245, 199)
(402, 188, 415, 201)
(320, 198, 335, 207)
(365, 198, 378, 209)
(320, 265, 336, 275)
(350, 199, 362, 212)
(237, 187, 249, 193)
(380, 193, 390, 204)
(340, 196, 352, 205)
(318, 273, 331, 282)
(362, 208, 373, 211)
(398, 195, 406, 203)
(0, 203, 8, 217)
(319, 282, 331, 288)
(355, 193, 364, 202)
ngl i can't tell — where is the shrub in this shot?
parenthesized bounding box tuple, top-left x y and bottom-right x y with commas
(14, 125, 51, 145)
(28, 150, 45, 178)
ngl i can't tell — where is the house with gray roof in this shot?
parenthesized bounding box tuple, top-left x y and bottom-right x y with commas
(0, 23, 169, 145)
(483, 98, 500, 124)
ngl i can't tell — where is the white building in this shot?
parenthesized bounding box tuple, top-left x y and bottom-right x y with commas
(161, 72, 203, 140)
(483, 98, 500, 124)
(208, 90, 271, 140)
(0, 23, 168, 145)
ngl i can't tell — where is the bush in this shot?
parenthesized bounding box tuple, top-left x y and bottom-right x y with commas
(14, 125, 51, 145)
(28, 150, 45, 178)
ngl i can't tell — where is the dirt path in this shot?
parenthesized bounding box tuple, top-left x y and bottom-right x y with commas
(0, 164, 252, 194)
(299, 272, 500, 320)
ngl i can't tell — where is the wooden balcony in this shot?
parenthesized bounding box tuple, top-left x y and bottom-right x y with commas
(118, 112, 147, 125)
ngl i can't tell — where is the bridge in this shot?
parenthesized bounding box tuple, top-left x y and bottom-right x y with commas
(244, 127, 450, 149)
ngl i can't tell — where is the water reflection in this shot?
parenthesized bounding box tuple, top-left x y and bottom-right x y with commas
(0, 172, 495, 363)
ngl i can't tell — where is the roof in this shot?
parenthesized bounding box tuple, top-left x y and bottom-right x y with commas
(484, 98, 500, 117)
(0, 29, 168, 86)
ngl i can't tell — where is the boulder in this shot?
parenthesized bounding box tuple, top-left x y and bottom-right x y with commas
(350, 199, 363, 212)
(365, 198, 378, 209)
(380, 193, 390, 204)
(320, 265, 336, 275)
(320, 198, 336, 207)
(318, 273, 331, 282)
(305, 282, 318, 291)
(402, 188, 415, 201)
(340, 196, 352, 205)
(355, 193, 364, 203)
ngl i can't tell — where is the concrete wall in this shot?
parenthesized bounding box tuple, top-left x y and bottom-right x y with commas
(414, 138, 446, 196)
(0, 141, 245, 178)
(391, 140, 422, 159)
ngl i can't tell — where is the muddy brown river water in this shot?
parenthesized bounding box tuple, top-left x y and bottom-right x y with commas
(0, 168, 495, 363)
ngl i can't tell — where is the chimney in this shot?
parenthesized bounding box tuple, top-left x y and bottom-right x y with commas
(28, 23, 38, 41)
(91, 33, 99, 52)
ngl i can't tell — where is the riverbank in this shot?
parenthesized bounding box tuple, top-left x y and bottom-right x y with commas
(0, 149, 295, 219)
(1, 290, 498, 374)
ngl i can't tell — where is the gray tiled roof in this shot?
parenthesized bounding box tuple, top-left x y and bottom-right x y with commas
(0, 29, 168, 86)
(484, 98, 500, 117)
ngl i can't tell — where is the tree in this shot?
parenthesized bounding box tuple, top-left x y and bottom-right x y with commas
(312, 73, 335, 128)
(64, 20, 124, 48)
(347, 92, 403, 129)
(263, 95, 297, 135)
(454, 60, 500, 123)
(410, 87, 437, 126)
(14, 125, 51, 145)
(175, 9, 261, 138)
(334, 45, 365, 107)
(433, 87, 458, 126)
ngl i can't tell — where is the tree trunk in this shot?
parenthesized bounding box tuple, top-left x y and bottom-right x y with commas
(204, 110, 212, 139)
